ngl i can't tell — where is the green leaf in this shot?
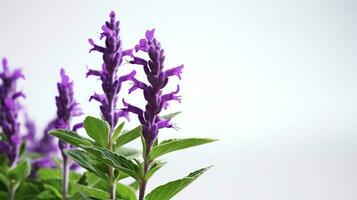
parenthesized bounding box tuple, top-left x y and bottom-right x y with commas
(37, 191, 58, 200)
(91, 179, 137, 200)
(40, 179, 61, 197)
(161, 111, 182, 120)
(64, 149, 108, 179)
(8, 161, 30, 183)
(38, 168, 81, 183)
(115, 171, 129, 181)
(19, 142, 26, 157)
(149, 138, 217, 161)
(153, 138, 159, 147)
(145, 161, 166, 181)
(84, 116, 110, 147)
(0, 171, 9, 187)
(0, 191, 6, 199)
(112, 122, 125, 141)
(67, 194, 87, 200)
(0, 163, 8, 186)
(49, 129, 93, 147)
(0, 154, 8, 169)
(43, 184, 62, 199)
(76, 184, 110, 199)
(114, 126, 141, 149)
(81, 145, 141, 181)
(145, 167, 211, 200)
(86, 172, 104, 186)
(116, 182, 137, 200)
(140, 134, 147, 155)
(38, 168, 61, 180)
(116, 147, 140, 158)
(15, 181, 42, 200)
(128, 181, 139, 191)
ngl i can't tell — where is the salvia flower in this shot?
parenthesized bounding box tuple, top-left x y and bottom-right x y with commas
(87, 11, 134, 130)
(55, 68, 82, 150)
(54, 68, 82, 198)
(124, 29, 183, 149)
(0, 58, 25, 166)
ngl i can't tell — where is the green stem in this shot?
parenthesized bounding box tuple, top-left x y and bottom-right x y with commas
(139, 145, 151, 200)
(138, 161, 149, 200)
(109, 178, 116, 200)
(62, 155, 69, 200)
(8, 181, 16, 200)
(108, 136, 116, 200)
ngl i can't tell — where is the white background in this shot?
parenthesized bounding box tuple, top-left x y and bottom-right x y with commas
(0, 0, 357, 199)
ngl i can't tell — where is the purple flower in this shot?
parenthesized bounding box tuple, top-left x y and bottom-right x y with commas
(56, 69, 82, 129)
(87, 11, 134, 130)
(54, 69, 82, 198)
(54, 69, 82, 151)
(0, 58, 25, 166)
(24, 69, 81, 178)
(123, 30, 183, 150)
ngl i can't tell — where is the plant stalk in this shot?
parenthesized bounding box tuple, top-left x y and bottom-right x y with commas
(138, 163, 148, 200)
(138, 181, 147, 200)
(106, 78, 117, 200)
(139, 145, 151, 200)
(109, 178, 116, 200)
(8, 181, 16, 200)
(62, 155, 69, 200)
(108, 136, 116, 200)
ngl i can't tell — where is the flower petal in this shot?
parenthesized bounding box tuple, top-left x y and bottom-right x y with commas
(145, 29, 155, 40)
(129, 77, 148, 94)
(165, 64, 184, 79)
(161, 85, 181, 103)
(86, 69, 102, 78)
(89, 93, 107, 104)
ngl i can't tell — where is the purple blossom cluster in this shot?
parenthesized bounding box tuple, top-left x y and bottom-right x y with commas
(54, 69, 82, 197)
(123, 29, 184, 150)
(55, 69, 82, 131)
(55, 69, 82, 153)
(25, 69, 82, 174)
(0, 10, 193, 200)
(87, 11, 134, 130)
(0, 58, 25, 167)
(85, 12, 184, 200)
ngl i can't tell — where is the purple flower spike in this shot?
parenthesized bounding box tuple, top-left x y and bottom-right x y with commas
(0, 58, 24, 166)
(56, 69, 82, 129)
(87, 11, 133, 130)
(54, 68, 82, 199)
(54, 68, 82, 150)
(125, 30, 184, 150)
